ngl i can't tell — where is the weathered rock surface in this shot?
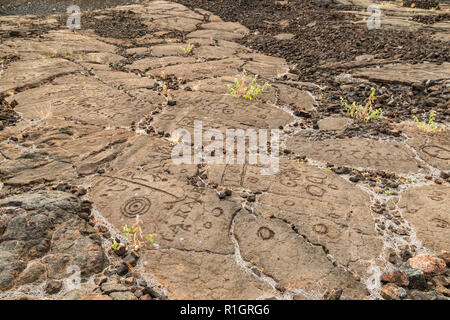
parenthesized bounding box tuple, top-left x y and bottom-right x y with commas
(8, 74, 162, 126)
(401, 125, 450, 171)
(1, 0, 448, 301)
(233, 211, 368, 299)
(399, 185, 449, 254)
(0, 191, 108, 294)
(407, 254, 447, 276)
(89, 170, 276, 298)
(206, 160, 383, 278)
(286, 136, 426, 174)
(352, 63, 450, 85)
(0, 58, 81, 94)
(151, 91, 293, 135)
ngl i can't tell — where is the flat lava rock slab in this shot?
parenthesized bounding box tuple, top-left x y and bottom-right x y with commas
(286, 136, 427, 174)
(352, 62, 450, 85)
(398, 184, 450, 254)
(206, 160, 383, 278)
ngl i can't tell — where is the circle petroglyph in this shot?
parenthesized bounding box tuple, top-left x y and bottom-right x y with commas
(280, 179, 297, 188)
(306, 185, 326, 197)
(212, 207, 224, 217)
(306, 175, 326, 184)
(160, 114, 176, 120)
(222, 108, 235, 114)
(121, 197, 151, 218)
(284, 199, 295, 207)
(257, 227, 275, 240)
(203, 222, 213, 229)
(247, 177, 259, 184)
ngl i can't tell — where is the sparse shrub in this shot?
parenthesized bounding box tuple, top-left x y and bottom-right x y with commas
(227, 71, 269, 100)
(413, 110, 446, 133)
(112, 216, 157, 252)
(340, 87, 383, 123)
(179, 43, 194, 55)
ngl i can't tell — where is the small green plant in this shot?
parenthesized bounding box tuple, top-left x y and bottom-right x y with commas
(228, 72, 270, 100)
(340, 88, 383, 123)
(429, 7, 437, 11)
(119, 216, 157, 251)
(112, 239, 119, 251)
(413, 110, 446, 133)
(179, 43, 194, 55)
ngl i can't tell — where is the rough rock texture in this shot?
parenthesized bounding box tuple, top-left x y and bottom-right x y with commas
(0, 191, 108, 293)
(0, 0, 449, 301)
(399, 185, 450, 254)
(286, 136, 426, 174)
(407, 254, 447, 276)
(206, 160, 383, 279)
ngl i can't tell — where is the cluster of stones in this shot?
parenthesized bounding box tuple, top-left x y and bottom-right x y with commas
(0, 1, 448, 300)
(380, 253, 449, 300)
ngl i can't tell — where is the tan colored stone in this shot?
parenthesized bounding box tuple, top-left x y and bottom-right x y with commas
(274, 33, 295, 40)
(193, 45, 236, 59)
(399, 185, 449, 254)
(0, 58, 81, 94)
(239, 53, 290, 79)
(207, 160, 383, 278)
(0, 119, 133, 184)
(381, 283, 400, 300)
(380, 270, 409, 287)
(151, 91, 293, 135)
(402, 124, 450, 171)
(150, 43, 186, 57)
(407, 254, 447, 276)
(187, 29, 246, 41)
(3, 30, 117, 61)
(317, 117, 352, 131)
(9, 74, 162, 126)
(145, 58, 245, 81)
(286, 136, 426, 174)
(79, 52, 124, 64)
(234, 211, 368, 299)
(126, 56, 197, 72)
(352, 62, 450, 85)
(89, 170, 275, 299)
(141, 248, 275, 299)
(201, 22, 249, 35)
(93, 70, 157, 90)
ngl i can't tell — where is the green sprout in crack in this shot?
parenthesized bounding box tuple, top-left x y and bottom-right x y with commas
(340, 88, 383, 123)
(118, 216, 157, 252)
(112, 239, 119, 251)
(413, 110, 446, 133)
(227, 71, 270, 100)
(179, 43, 194, 55)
